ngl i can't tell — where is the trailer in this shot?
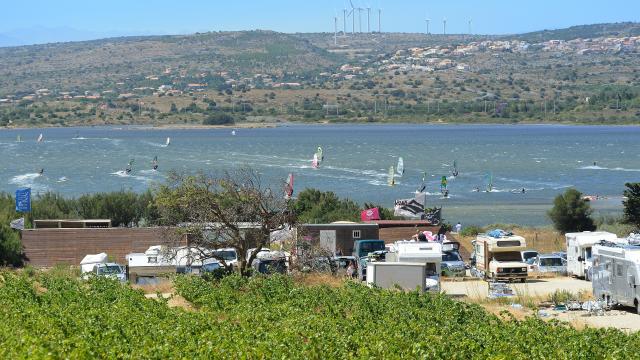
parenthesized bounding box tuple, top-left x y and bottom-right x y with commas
(592, 243, 640, 313)
(385, 241, 441, 291)
(472, 232, 528, 282)
(566, 231, 617, 281)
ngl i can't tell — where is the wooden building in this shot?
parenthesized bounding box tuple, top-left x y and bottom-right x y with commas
(301, 222, 379, 256)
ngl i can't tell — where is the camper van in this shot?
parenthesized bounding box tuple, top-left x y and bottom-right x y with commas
(592, 243, 640, 314)
(127, 246, 221, 284)
(386, 241, 442, 291)
(80, 253, 126, 282)
(566, 231, 617, 280)
(472, 232, 528, 282)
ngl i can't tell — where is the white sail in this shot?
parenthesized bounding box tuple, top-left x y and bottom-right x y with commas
(396, 157, 404, 177)
(37, 134, 43, 143)
(165, 137, 171, 146)
(312, 154, 319, 168)
(388, 166, 395, 186)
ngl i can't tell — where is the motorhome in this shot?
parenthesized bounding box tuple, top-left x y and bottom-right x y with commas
(566, 231, 617, 280)
(80, 253, 126, 282)
(386, 241, 442, 291)
(472, 232, 528, 282)
(592, 243, 640, 313)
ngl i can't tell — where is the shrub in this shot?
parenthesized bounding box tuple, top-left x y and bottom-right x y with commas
(203, 113, 235, 125)
(548, 188, 595, 234)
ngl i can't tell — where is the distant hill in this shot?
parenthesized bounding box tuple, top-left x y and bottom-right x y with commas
(0, 30, 342, 96)
(507, 22, 640, 42)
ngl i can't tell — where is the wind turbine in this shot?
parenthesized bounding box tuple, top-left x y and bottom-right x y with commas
(468, 18, 473, 35)
(378, 8, 382, 33)
(425, 18, 431, 34)
(343, 8, 347, 35)
(443, 17, 447, 35)
(334, 16, 338, 45)
(367, 7, 371, 33)
(358, 7, 363, 33)
(350, 0, 356, 34)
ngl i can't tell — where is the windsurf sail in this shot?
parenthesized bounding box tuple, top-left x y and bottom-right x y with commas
(388, 166, 396, 186)
(485, 172, 493, 192)
(152, 156, 158, 170)
(396, 157, 405, 177)
(452, 160, 459, 177)
(316, 146, 324, 163)
(165, 137, 171, 146)
(440, 176, 448, 192)
(16, 135, 22, 142)
(231, 130, 236, 136)
(37, 134, 43, 143)
(312, 153, 319, 169)
(417, 171, 427, 193)
(394, 193, 427, 219)
(284, 173, 294, 199)
(126, 159, 134, 173)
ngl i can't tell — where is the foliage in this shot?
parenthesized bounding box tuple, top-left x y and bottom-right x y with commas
(623, 182, 640, 230)
(2, 270, 640, 358)
(292, 188, 360, 223)
(547, 189, 596, 234)
(154, 169, 294, 275)
(0, 193, 23, 266)
(203, 112, 235, 125)
(460, 225, 483, 237)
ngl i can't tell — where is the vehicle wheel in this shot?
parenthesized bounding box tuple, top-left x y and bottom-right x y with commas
(585, 270, 591, 282)
(635, 299, 640, 315)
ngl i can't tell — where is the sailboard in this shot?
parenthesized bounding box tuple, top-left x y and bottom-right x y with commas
(396, 157, 405, 177)
(452, 160, 459, 177)
(440, 176, 448, 192)
(485, 172, 493, 192)
(388, 166, 396, 186)
(165, 137, 171, 146)
(126, 159, 135, 174)
(312, 153, 319, 169)
(152, 156, 158, 170)
(37, 133, 43, 143)
(284, 173, 294, 199)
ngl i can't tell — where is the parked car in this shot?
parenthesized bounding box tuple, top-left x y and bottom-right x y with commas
(441, 250, 466, 277)
(529, 254, 567, 275)
(91, 263, 127, 282)
(214, 248, 238, 269)
(521, 250, 539, 264)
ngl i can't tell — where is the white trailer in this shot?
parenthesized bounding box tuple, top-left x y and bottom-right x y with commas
(385, 241, 441, 292)
(592, 244, 640, 313)
(366, 262, 428, 292)
(566, 231, 617, 280)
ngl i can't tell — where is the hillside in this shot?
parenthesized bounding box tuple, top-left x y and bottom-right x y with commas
(1, 23, 640, 127)
(508, 22, 640, 42)
(0, 30, 342, 96)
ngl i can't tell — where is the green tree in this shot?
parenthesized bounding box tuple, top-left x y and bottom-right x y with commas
(623, 182, 640, 229)
(292, 188, 360, 223)
(548, 188, 595, 233)
(0, 193, 23, 266)
(203, 113, 235, 125)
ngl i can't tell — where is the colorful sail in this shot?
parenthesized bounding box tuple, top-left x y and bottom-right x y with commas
(284, 173, 294, 199)
(316, 146, 324, 163)
(485, 172, 493, 192)
(388, 166, 395, 186)
(37, 134, 43, 143)
(440, 176, 448, 191)
(312, 153, 319, 169)
(396, 157, 404, 177)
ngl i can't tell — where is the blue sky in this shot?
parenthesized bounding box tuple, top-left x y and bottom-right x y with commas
(0, 0, 638, 45)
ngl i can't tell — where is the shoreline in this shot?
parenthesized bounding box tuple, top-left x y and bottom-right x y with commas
(3, 120, 640, 131)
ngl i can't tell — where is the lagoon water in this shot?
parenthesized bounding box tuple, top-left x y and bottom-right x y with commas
(0, 124, 638, 226)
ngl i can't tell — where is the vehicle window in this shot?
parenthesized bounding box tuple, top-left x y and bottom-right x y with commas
(359, 242, 385, 254)
(540, 258, 563, 267)
(203, 263, 220, 272)
(616, 264, 623, 277)
(522, 252, 538, 261)
(214, 250, 237, 261)
(585, 247, 592, 260)
(98, 265, 122, 275)
(497, 240, 522, 247)
(426, 263, 437, 276)
(525, 258, 536, 265)
(442, 252, 461, 262)
(493, 252, 522, 262)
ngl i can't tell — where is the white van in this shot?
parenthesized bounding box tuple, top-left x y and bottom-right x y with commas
(566, 231, 617, 280)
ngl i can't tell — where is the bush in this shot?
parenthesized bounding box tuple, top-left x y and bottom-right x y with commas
(460, 225, 483, 237)
(203, 113, 235, 125)
(548, 188, 595, 234)
(623, 182, 640, 230)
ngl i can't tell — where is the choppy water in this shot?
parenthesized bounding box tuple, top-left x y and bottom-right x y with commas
(0, 124, 638, 226)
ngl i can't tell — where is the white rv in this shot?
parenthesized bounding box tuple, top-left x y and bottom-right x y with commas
(566, 231, 617, 280)
(472, 233, 528, 282)
(386, 241, 442, 292)
(592, 243, 640, 313)
(127, 246, 221, 284)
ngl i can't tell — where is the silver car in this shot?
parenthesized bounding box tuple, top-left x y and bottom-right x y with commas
(530, 254, 567, 275)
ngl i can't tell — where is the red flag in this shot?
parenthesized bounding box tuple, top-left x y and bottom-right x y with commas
(361, 208, 380, 221)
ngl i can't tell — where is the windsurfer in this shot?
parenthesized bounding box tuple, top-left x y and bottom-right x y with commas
(473, 186, 480, 192)
(38, 168, 44, 176)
